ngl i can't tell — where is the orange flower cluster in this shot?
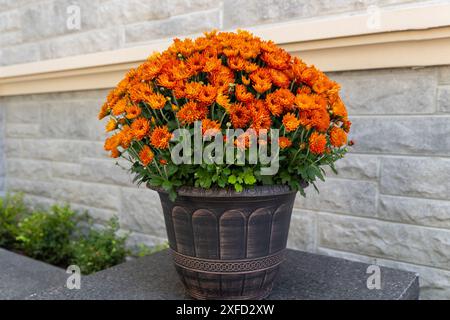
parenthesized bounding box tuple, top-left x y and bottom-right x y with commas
(99, 29, 350, 167)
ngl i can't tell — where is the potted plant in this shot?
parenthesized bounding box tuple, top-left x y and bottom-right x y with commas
(99, 30, 351, 300)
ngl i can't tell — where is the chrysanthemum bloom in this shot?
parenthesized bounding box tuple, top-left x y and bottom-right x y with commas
(98, 102, 111, 120)
(105, 118, 117, 132)
(147, 92, 167, 110)
(201, 119, 221, 136)
(112, 98, 127, 116)
(131, 117, 150, 140)
(279, 137, 292, 149)
(119, 125, 134, 149)
(229, 103, 251, 128)
(177, 101, 208, 124)
(184, 81, 203, 99)
(235, 84, 254, 103)
(125, 105, 141, 119)
(139, 145, 154, 166)
(128, 82, 153, 103)
(309, 132, 327, 154)
(330, 126, 347, 147)
(282, 113, 301, 132)
(150, 125, 172, 149)
(198, 85, 217, 105)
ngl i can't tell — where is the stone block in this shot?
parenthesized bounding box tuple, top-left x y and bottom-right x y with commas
(350, 116, 450, 156)
(97, 0, 170, 26)
(79, 157, 133, 186)
(39, 27, 123, 60)
(119, 187, 166, 238)
(0, 43, 40, 66)
(318, 247, 450, 300)
(330, 68, 437, 114)
(6, 158, 52, 180)
(380, 157, 450, 200)
(287, 209, 317, 252)
(379, 195, 450, 229)
(295, 178, 378, 217)
(125, 9, 220, 44)
(324, 153, 379, 180)
(0, 9, 20, 32)
(318, 213, 450, 270)
(438, 86, 450, 113)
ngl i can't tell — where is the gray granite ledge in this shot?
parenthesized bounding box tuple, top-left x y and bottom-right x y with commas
(0, 249, 67, 300)
(28, 249, 419, 300)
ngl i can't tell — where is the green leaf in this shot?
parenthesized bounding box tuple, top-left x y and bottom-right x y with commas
(228, 175, 237, 184)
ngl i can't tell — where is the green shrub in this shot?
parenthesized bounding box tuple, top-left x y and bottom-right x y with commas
(16, 205, 77, 266)
(70, 218, 128, 275)
(0, 193, 27, 249)
(135, 242, 169, 258)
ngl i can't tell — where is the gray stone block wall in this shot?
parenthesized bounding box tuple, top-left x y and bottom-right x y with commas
(0, 105, 5, 196)
(0, 0, 433, 66)
(0, 65, 449, 299)
(1, 0, 449, 300)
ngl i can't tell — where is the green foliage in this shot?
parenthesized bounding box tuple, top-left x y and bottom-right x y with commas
(15, 205, 77, 266)
(0, 193, 27, 249)
(0, 196, 157, 275)
(69, 218, 128, 275)
(135, 242, 169, 258)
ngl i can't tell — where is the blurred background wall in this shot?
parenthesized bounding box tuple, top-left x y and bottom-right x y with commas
(0, 0, 450, 298)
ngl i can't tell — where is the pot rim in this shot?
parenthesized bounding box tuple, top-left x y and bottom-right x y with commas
(148, 183, 305, 198)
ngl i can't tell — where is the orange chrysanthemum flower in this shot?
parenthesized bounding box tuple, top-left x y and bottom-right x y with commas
(269, 69, 290, 88)
(235, 84, 254, 103)
(105, 118, 117, 132)
(330, 126, 347, 147)
(104, 133, 121, 151)
(112, 98, 127, 116)
(309, 131, 327, 154)
(119, 125, 134, 149)
(139, 145, 154, 166)
(198, 84, 217, 105)
(150, 125, 172, 149)
(282, 113, 301, 132)
(131, 117, 150, 140)
(177, 101, 208, 124)
(98, 102, 111, 120)
(279, 137, 292, 149)
(229, 103, 251, 128)
(216, 94, 232, 111)
(253, 80, 272, 94)
(201, 119, 221, 136)
(125, 105, 141, 119)
(147, 92, 167, 110)
(332, 99, 348, 118)
(184, 81, 203, 99)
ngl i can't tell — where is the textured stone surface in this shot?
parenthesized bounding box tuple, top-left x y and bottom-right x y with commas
(287, 209, 317, 252)
(39, 27, 124, 61)
(319, 213, 450, 270)
(350, 116, 450, 156)
(325, 153, 379, 180)
(296, 178, 378, 217)
(380, 157, 450, 200)
(0, 248, 67, 300)
(438, 86, 450, 113)
(125, 9, 220, 44)
(318, 248, 450, 300)
(223, 0, 418, 29)
(119, 187, 166, 238)
(29, 249, 419, 300)
(378, 195, 450, 229)
(330, 68, 437, 114)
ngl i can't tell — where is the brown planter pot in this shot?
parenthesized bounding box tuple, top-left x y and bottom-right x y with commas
(153, 185, 297, 300)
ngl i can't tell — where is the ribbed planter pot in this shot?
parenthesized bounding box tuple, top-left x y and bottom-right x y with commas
(152, 185, 297, 300)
